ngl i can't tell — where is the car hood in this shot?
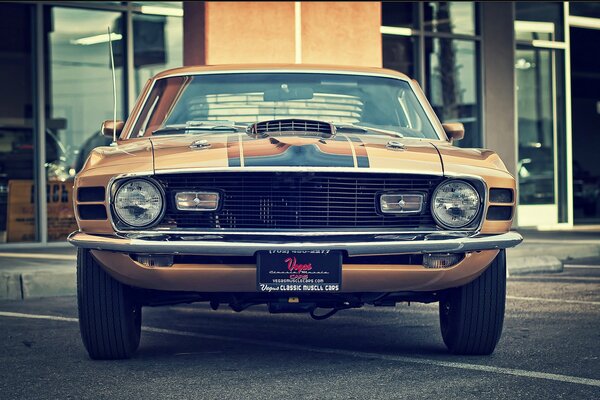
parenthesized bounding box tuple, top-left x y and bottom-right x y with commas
(433, 143, 513, 178)
(150, 133, 443, 174)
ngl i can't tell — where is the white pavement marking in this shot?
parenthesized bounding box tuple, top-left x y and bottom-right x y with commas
(507, 296, 600, 306)
(0, 311, 78, 322)
(513, 276, 600, 282)
(564, 265, 600, 270)
(1, 310, 600, 388)
(0, 253, 76, 261)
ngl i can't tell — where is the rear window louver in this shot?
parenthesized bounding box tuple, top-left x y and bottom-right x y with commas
(247, 119, 335, 138)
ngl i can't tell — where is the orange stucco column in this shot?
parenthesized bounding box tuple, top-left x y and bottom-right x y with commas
(183, 1, 382, 67)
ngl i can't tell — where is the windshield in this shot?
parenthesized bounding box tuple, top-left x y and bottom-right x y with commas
(131, 72, 440, 139)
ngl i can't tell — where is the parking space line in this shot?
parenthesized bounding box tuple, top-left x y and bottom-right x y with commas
(507, 296, 600, 306)
(0, 311, 78, 322)
(564, 265, 600, 270)
(1, 310, 600, 388)
(0, 253, 76, 261)
(511, 276, 600, 282)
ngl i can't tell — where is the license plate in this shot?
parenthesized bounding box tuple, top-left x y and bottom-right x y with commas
(256, 250, 341, 292)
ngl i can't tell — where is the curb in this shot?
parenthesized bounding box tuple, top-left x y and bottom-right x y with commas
(506, 255, 563, 276)
(0, 267, 76, 300)
(506, 242, 600, 275)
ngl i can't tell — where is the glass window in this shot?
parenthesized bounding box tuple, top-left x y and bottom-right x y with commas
(0, 4, 36, 243)
(382, 2, 417, 28)
(515, 2, 564, 42)
(569, 2, 600, 19)
(45, 6, 126, 241)
(132, 73, 439, 140)
(516, 47, 565, 206)
(382, 35, 417, 78)
(424, 2, 477, 36)
(133, 13, 183, 94)
(424, 38, 480, 148)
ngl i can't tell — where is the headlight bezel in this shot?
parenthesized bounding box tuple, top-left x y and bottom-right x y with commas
(111, 177, 166, 229)
(430, 179, 484, 230)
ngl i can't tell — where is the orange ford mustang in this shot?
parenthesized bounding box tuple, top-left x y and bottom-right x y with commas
(69, 65, 522, 359)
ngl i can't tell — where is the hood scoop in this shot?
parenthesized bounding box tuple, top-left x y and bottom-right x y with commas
(247, 119, 335, 139)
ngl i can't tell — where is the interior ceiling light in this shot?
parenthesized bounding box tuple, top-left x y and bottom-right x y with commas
(70, 32, 123, 46)
(380, 26, 413, 36)
(140, 6, 184, 17)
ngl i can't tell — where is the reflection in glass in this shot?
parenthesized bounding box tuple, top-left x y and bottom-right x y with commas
(424, 2, 477, 36)
(133, 13, 183, 94)
(0, 4, 36, 243)
(381, 2, 417, 28)
(569, 2, 600, 19)
(425, 38, 480, 148)
(46, 7, 126, 241)
(382, 35, 417, 78)
(516, 48, 556, 205)
(515, 2, 564, 42)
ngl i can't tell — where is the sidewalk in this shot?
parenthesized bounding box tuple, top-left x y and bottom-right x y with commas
(1, 229, 599, 299)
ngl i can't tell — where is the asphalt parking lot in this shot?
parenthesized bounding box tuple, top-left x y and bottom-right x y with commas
(0, 259, 599, 399)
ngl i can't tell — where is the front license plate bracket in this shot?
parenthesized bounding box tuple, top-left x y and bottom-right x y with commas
(256, 250, 342, 293)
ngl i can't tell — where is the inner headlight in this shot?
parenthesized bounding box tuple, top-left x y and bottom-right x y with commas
(431, 180, 481, 229)
(113, 179, 164, 228)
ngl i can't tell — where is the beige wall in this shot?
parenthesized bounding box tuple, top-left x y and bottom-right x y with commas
(205, 1, 296, 64)
(300, 2, 381, 67)
(184, 1, 382, 67)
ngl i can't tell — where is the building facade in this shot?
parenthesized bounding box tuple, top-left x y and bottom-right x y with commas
(0, 1, 598, 246)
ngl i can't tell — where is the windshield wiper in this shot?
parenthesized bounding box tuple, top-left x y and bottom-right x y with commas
(334, 124, 404, 138)
(153, 121, 243, 135)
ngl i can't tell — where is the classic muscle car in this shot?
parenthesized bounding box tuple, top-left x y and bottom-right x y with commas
(69, 65, 522, 359)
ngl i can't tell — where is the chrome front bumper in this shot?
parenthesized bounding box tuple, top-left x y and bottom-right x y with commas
(68, 231, 523, 256)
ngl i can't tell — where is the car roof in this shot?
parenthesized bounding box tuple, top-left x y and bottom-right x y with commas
(153, 64, 412, 81)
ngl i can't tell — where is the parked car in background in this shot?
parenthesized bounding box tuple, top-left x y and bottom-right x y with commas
(69, 65, 522, 359)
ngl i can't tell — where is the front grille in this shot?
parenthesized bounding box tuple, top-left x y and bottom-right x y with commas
(248, 119, 334, 137)
(155, 172, 443, 231)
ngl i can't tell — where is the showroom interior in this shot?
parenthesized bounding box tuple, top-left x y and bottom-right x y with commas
(0, 1, 598, 246)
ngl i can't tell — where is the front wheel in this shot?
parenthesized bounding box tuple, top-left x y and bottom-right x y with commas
(77, 248, 142, 359)
(439, 250, 506, 355)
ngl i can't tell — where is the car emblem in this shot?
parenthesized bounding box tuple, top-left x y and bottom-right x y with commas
(397, 197, 406, 209)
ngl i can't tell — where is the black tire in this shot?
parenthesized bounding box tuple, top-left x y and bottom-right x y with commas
(439, 250, 506, 355)
(77, 248, 141, 360)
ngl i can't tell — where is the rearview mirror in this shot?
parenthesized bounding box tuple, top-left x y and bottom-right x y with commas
(101, 120, 125, 139)
(442, 122, 464, 142)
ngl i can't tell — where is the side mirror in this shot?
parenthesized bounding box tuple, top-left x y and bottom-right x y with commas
(442, 122, 464, 142)
(101, 120, 125, 139)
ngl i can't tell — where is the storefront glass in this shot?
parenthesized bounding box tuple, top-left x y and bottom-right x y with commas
(424, 2, 477, 36)
(516, 47, 556, 206)
(515, 2, 564, 42)
(45, 6, 126, 241)
(133, 12, 183, 94)
(0, 4, 36, 243)
(382, 35, 417, 79)
(381, 2, 417, 29)
(514, 2, 568, 226)
(424, 38, 480, 149)
(382, 2, 482, 149)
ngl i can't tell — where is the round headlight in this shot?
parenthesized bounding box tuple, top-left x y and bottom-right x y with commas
(431, 180, 481, 229)
(113, 179, 164, 228)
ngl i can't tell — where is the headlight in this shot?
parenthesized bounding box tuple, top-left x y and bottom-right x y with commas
(113, 179, 164, 228)
(431, 180, 481, 229)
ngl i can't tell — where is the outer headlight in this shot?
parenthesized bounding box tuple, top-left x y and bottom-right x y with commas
(431, 180, 481, 229)
(113, 179, 164, 228)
